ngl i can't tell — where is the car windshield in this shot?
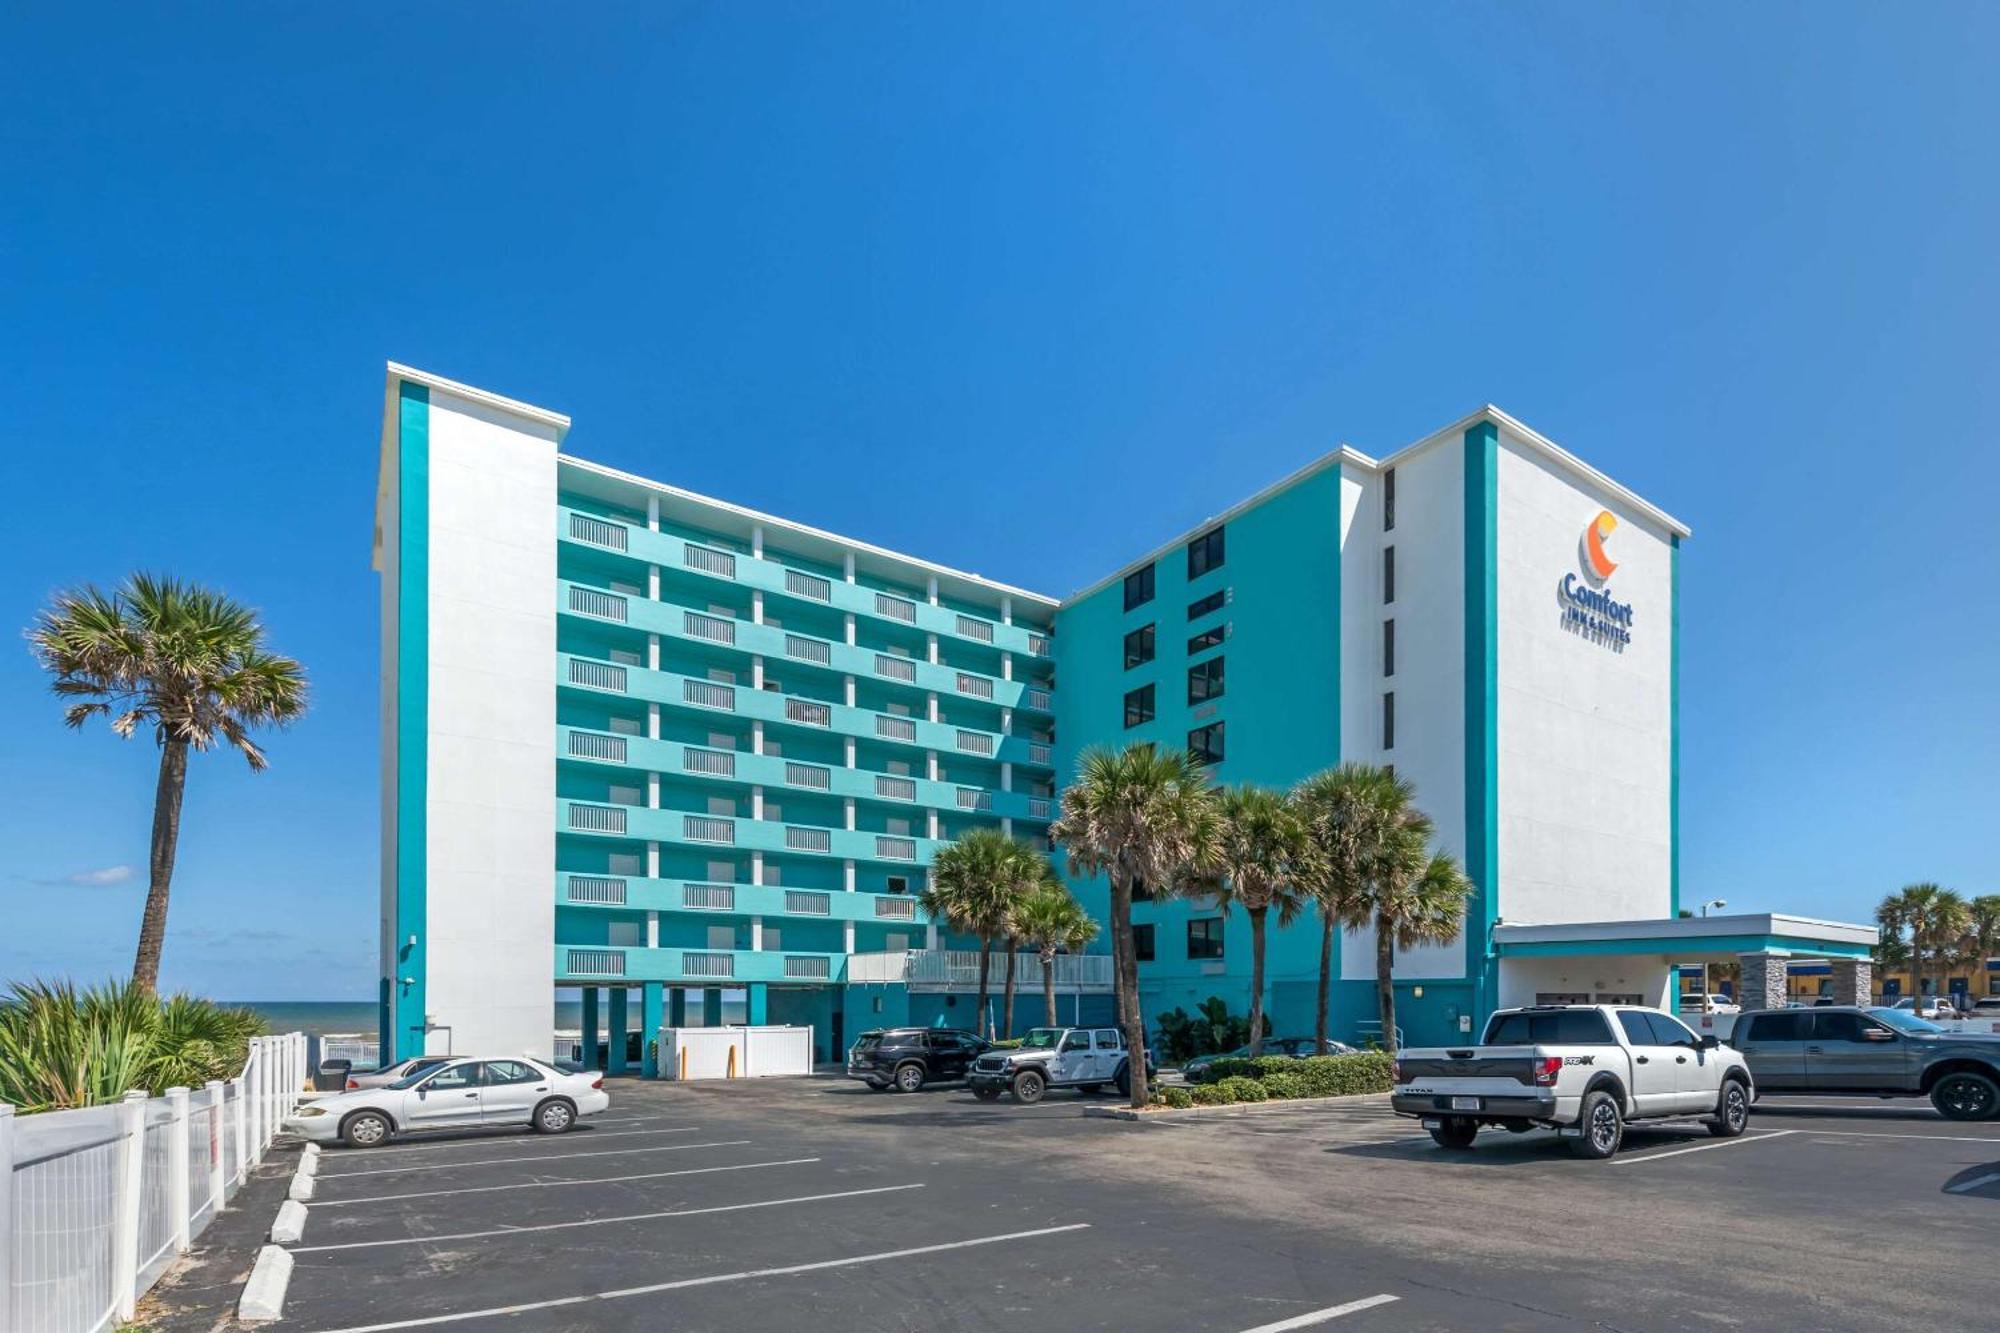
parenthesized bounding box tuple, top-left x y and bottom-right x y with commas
(1869, 1007, 1946, 1034)
(1019, 1029, 1062, 1050)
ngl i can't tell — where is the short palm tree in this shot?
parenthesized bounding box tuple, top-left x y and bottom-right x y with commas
(1050, 742, 1220, 1108)
(1293, 763, 1404, 1051)
(1883, 883, 1971, 1003)
(1366, 821, 1474, 1054)
(1012, 872, 1100, 1027)
(29, 574, 308, 992)
(1212, 785, 1311, 1056)
(1966, 896, 2000, 991)
(920, 828, 1028, 1037)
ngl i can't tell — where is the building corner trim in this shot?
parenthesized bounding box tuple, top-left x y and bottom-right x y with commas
(394, 380, 430, 1060)
(1669, 532, 1681, 918)
(1463, 421, 1499, 1012)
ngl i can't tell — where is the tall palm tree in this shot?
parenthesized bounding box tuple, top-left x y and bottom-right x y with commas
(1050, 742, 1220, 1108)
(29, 574, 308, 992)
(1367, 831, 1475, 1053)
(1883, 883, 1971, 1004)
(1012, 872, 1099, 1027)
(1293, 763, 1404, 1050)
(993, 839, 1045, 1040)
(920, 829, 1020, 1036)
(1212, 785, 1310, 1056)
(1966, 895, 2000, 1000)
(1873, 898, 1911, 1003)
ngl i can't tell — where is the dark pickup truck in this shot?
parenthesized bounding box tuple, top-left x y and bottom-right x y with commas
(1731, 1005, 2000, 1120)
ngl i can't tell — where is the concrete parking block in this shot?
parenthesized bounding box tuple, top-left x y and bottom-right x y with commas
(270, 1199, 308, 1245)
(236, 1244, 294, 1322)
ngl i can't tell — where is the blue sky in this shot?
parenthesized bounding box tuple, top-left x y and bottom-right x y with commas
(3, 4, 1995, 1000)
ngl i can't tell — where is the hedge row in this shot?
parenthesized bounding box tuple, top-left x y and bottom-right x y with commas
(1154, 1053, 1394, 1110)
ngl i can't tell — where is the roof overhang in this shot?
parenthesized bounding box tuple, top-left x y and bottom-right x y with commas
(1493, 913, 1878, 963)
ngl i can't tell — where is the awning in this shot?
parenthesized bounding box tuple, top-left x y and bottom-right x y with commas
(1492, 912, 1877, 964)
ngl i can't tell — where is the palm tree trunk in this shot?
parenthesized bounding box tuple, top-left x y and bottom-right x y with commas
(1002, 940, 1018, 1039)
(1109, 873, 1133, 1030)
(1316, 913, 1335, 1050)
(1111, 872, 1147, 1108)
(976, 935, 993, 1038)
(133, 740, 189, 994)
(1247, 905, 1268, 1057)
(1041, 947, 1059, 1026)
(1374, 909, 1398, 1055)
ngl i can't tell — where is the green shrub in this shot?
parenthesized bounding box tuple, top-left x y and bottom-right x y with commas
(1154, 1085, 1195, 1109)
(989, 1038, 1025, 1049)
(1212, 1075, 1268, 1102)
(0, 979, 264, 1113)
(1260, 1071, 1311, 1100)
(1283, 1053, 1395, 1097)
(1188, 1082, 1231, 1106)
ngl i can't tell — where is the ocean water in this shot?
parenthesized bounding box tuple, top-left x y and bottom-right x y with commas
(228, 1000, 595, 1036)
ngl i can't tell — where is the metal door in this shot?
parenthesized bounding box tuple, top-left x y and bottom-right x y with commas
(1733, 1011, 1810, 1089)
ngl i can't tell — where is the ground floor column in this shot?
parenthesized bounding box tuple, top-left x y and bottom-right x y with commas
(606, 988, 629, 1075)
(669, 986, 687, 1028)
(702, 987, 722, 1026)
(748, 983, 769, 1025)
(1830, 958, 1873, 1007)
(1738, 953, 1789, 1010)
(581, 987, 601, 1071)
(641, 983, 665, 1076)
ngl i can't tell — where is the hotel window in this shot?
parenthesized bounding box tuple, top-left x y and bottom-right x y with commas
(1124, 684, 1155, 728)
(1132, 878, 1155, 903)
(1133, 923, 1157, 962)
(1188, 624, 1225, 655)
(886, 875, 909, 894)
(1123, 563, 1155, 611)
(1187, 918, 1224, 960)
(1123, 623, 1155, 669)
(1187, 525, 1225, 578)
(1383, 619, 1395, 677)
(1383, 546, 1395, 604)
(1383, 467, 1396, 531)
(1188, 720, 1225, 766)
(1187, 589, 1225, 621)
(1382, 691, 1395, 750)
(1188, 656, 1225, 704)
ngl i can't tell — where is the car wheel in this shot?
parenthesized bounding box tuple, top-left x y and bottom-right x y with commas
(1428, 1118, 1478, 1150)
(1930, 1071, 2000, 1122)
(1706, 1078, 1750, 1138)
(973, 1086, 1002, 1102)
(340, 1110, 391, 1149)
(1114, 1062, 1132, 1097)
(533, 1098, 577, 1134)
(893, 1063, 927, 1094)
(1012, 1068, 1047, 1105)
(1568, 1089, 1624, 1159)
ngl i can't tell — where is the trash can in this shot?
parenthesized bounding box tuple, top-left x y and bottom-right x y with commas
(315, 1058, 352, 1092)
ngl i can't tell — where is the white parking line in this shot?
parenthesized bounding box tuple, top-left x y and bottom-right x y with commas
(1946, 1171, 2000, 1194)
(1237, 1295, 1401, 1331)
(1796, 1130, 2000, 1145)
(312, 1221, 1090, 1331)
(292, 1183, 924, 1253)
(310, 1157, 822, 1207)
(319, 1137, 743, 1179)
(314, 1125, 699, 1163)
(1609, 1130, 1796, 1165)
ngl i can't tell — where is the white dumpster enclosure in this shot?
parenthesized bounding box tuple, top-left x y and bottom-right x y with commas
(657, 1025, 815, 1080)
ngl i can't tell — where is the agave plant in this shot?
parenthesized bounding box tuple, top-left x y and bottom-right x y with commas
(0, 978, 265, 1112)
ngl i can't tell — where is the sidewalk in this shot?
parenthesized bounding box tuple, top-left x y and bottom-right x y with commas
(138, 1140, 302, 1331)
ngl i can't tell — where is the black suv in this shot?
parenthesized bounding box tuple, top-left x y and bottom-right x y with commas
(846, 1028, 990, 1092)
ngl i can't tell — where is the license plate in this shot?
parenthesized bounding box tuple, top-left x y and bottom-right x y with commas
(1420, 1118, 1442, 1129)
(1450, 1096, 1481, 1111)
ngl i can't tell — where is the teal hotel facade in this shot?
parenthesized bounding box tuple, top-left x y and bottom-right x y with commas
(375, 364, 1874, 1069)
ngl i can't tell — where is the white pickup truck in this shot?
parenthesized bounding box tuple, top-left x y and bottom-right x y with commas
(1390, 1004, 1755, 1158)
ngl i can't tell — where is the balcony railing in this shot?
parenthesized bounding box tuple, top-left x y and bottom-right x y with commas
(875, 775, 916, 802)
(566, 948, 626, 976)
(785, 761, 832, 790)
(785, 826, 832, 853)
(684, 952, 735, 978)
(874, 895, 916, 919)
(1027, 633, 1051, 656)
(568, 803, 627, 834)
(1028, 797, 1052, 819)
(568, 658, 629, 692)
(566, 875, 628, 905)
(955, 673, 994, 700)
(876, 836, 916, 861)
(684, 543, 737, 578)
(955, 615, 994, 643)
(1029, 743, 1052, 765)
(1024, 688, 1052, 711)
(956, 730, 994, 756)
(568, 731, 627, 763)
(683, 883, 735, 910)
(875, 592, 917, 623)
(847, 949, 1111, 991)
(784, 955, 832, 980)
(874, 654, 916, 683)
(684, 679, 735, 710)
(684, 815, 735, 844)
(785, 569, 832, 602)
(876, 716, 917, 743)
(683, 747, 735, 777)
(784, 890, 831, 916)
(784, 634, 832, 666)
(568, 587, 629, 622)
(569, 513, 630, 552)
(685, 611, 735, 645)
(955, 788, 990, 811)
(784, 698, 832, 728)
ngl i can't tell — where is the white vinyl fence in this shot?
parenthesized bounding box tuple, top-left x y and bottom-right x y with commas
(2, 1032, 307, 1333)
(657, 1026, 815, 1080)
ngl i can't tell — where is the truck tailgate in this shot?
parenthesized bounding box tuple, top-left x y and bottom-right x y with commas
(1397, 1046, 1539, 1085)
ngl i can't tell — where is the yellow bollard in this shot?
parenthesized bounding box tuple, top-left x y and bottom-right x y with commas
(678, 1045, 687, 1081)
(727, 1045, 738, 1079)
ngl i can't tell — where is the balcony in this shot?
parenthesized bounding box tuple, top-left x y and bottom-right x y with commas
(554, 798, 952, 863)
(568, 586, 629, 622)
(568, 513, 630, 553)
(682, 542, 737, 579)
(557, 874, 931, 925)
(845, 949, 1112, 993)
(553, 944, 852, 985)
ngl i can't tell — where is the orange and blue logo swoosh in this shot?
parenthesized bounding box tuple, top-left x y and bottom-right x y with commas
(1581, 510, 1618, 582)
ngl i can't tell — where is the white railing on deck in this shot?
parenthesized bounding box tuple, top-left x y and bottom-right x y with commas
(2, 1033, 308, 1333)
(568, 658, 629, 692)
(785, 569, 832, 602)
(683, 543, 737, 578)
(955, 615, 994, 643)
(875, 592, 918, 623)
(784, 634, 831, 666)
(684, 611, 735, 645)
(568, 586, 629, 622)
(874, 655, 916, 683)
(785, 762, 831, 790)
(845, 950, 1111, 991)
(569, 513, 630, 552)
(683, 747, 736, 777)
(684, 679, 736, 710)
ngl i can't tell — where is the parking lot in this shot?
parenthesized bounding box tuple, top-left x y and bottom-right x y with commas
(273, 1080, 1999, 1332)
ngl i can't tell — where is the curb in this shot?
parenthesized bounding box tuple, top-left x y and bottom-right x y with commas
(270, 1199, 308, 1245)
(238, 1244, 295, 1322)
(296, 1150, 319, 1179)
(286, 1162, 316, 1201)
(1083, 1091, 1392, 1122)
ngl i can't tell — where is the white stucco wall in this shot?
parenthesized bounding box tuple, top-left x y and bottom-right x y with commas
(1494, 429, 1675, 929)
(421, 389, 560, 1058)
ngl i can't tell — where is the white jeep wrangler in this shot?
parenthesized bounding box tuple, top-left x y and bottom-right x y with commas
(966, 1026, 1136, 1103)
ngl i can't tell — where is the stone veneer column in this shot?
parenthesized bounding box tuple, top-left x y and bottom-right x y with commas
(1830, 958, 1873, 1007)
(1737, 953, 1790, 1010)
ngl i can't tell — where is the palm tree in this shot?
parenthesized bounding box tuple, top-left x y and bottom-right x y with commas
(1012, 872, 1099, 1027)
(1050, 742, 1220, 1108)
(1366, 826, 1475, 1053)
(1873, 898, 1911, 1003)
(29, 574, 308, 992)
(1212, 785, 1310, 1056)
(920, 829, 1020, 1037)
(1966, 895, 2000, 999)
(1883, 883, 1972, 1004)
(1293, 763, 1403, 1051)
